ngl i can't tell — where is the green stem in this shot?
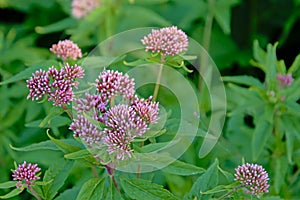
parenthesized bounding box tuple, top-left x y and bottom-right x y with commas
(198, 0, 214, 90)
(217, 185, 244, 200)
(62, 105, 73, 119)
(28, 185, 41, 200)
(153, 63, 164, 101)
(91, 167, 99, 178)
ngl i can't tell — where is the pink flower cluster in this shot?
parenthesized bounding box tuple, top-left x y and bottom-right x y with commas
(234, 163, 269, 196)
(12, 161, 41, 187)
(276, 73, 293, 86)
(96, 70, 135, 100)
(27, 64, 84, 106)
(70, 70, 159, 160)
(71, 0, 100, 19)
(141, 26, 188, 58)
(50, 39, 82, 60)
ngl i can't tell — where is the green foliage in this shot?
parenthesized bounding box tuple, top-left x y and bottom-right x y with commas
(0, 0, 300, 199)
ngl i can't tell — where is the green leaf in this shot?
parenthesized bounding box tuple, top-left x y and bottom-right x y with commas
(281, 116, 297, 163)
(30, 184, 45, 199)
(26, 116, 71, 128)
(43, 159, 74, 200)
(120, 176, 178, 200)
(212, 0, 240, 34)
(64, 149, 99, 167)
(222, 75, 264, 88)
(274, 156, 288, 193)
(47, 132, 82, 153)
(184, 159, 219, 200)
(0, 188, 23, 199)
(132, 153, 204, 176)
(162, 160, 205, 176)
(0, 181, 16, 189)
(10, 140, 59, 152)
(252, 108, 273, 161)
(105, 177, 124, 200)
(35, 18, 78, 34)
(39, 107, 65, 128)
(120, 5, 171, 28)
(76, 178, 105, 200)
(288, 54, 300, 74)
(0, 60, 59, 85)
(54, 185, 81, 200)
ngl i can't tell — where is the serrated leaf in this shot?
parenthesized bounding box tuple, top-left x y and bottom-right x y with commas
(222, 75, 264, 88)
(0, 188, 23, 199)
(35, 18, 78, 34)
(0, 181, 16, 189)
(0, 60, 59, 85)
(120, 176, 178, 200)
(47, 132, 82, 153)
(10, 140, 59, 152)
(43, 159, 74, 200)
(76, 178, 105, 200)
(184, 159, 219, 200)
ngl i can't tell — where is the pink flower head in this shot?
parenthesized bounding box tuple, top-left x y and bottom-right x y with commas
(69, 115, 103, 145)
(71, 0, 100, 19)
(234, 163, 270, 196)
(96, 70, 135, 100)
(103, 129, 133, 160)
(12, 161, 41, 187)
(141, 26, 188, 57)
(276, 73, 294, 86)
(106, 104, 148, 137)
(50, 39, 82, 60)
(27, 64, 85, 106)
(131, 96, 159, 124)
(26, 69, 50, 101)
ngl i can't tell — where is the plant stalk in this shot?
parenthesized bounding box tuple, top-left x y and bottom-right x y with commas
(28, 185, 41, 200)
(153, 63, 164, 101)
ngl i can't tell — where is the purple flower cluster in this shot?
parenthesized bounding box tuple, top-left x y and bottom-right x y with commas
(234, 163, 270, 196)
(71, 0, 100, 19)
(276, 73, 294, 86)
(27, 64, 84, 106)
(70, 70, 159, 160)
(12, 161, 41, 187)
(50, 39, 82, 60)
(141, 26, 188, 59)
(96, 70, 135, 100)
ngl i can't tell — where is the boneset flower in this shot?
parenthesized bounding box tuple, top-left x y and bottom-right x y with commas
(12, 161, 41, 187)
(141, 26, 188, 58)
(70, 70, 159, 160)
(50, 39, 82, 60)
(96, 70, 135, 100)
(27, 64, 84, 106)
(276, 73, 294, 86)
(71, 0, 100, 19)
(234, 163, 269, 196)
